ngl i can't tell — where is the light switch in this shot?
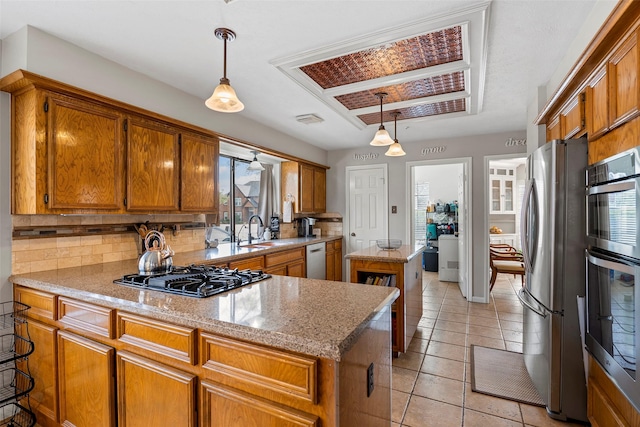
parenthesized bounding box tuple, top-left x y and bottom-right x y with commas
(391, 206, 397, 214)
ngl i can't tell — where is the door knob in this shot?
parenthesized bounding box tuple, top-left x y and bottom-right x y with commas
(350, 232, 356, 236)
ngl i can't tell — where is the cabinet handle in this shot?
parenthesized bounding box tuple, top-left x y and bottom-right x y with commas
(350, 233, 356, 237)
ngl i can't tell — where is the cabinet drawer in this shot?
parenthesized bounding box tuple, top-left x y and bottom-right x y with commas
(229, 256, 264, 270)
(265, 248, 305, 268)
(14, 286, 57, 322)
(200, 332, 317, 404)
(59, 297, 114, 339)
(117, 312, 196, 365)
(200, 379, 318, 427)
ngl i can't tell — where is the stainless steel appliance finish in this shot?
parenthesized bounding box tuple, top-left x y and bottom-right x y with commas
(306, 242, 326, 280)
(519, 138, 588, 422)
(586, 145, 640, 260)
(585, 249, 640, 411)
(298, 217, 316, 237)
(114, 265, 271, 298)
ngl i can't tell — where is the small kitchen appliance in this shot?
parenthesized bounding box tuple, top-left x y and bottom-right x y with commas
(114, 265, 271, 298)
(298, 217, 316, 237)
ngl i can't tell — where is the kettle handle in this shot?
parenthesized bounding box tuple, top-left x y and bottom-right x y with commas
(144, 230, 166, 251)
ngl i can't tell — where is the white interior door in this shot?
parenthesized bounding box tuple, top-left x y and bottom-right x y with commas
(346, 165, 388, 254)
(457, 165, 468, 297)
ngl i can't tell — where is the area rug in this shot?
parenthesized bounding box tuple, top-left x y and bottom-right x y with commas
(470, 345, 545, 406)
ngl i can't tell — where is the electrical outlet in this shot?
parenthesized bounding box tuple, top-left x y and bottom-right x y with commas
(367, 362, 374, 397)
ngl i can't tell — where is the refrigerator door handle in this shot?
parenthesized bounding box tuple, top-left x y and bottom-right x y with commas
(517, 287, 548, 318)
(520, 179, 536, 272)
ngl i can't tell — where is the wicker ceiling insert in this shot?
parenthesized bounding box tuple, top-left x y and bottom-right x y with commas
(300, 25, 463, 89)
(335, 71, 465, 110)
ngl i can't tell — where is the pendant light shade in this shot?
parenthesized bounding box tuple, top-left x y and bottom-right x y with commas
(205, 28, 244, 113)
(247, 150, 265, 171)
(385, 112, 406, 157)
(369, 92, 394, 146)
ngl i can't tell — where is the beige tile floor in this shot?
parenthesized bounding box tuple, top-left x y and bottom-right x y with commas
(392, 271, 586, 427)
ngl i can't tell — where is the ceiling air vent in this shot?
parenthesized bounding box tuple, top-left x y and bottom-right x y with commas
(296, 114, 324, 124)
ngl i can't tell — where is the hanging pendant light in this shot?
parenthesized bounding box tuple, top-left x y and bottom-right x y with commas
(385, 111, 406, 157)
(205, 28, 245, 113)
(369, 92, 394, 146)
(247, 150, 265, 171)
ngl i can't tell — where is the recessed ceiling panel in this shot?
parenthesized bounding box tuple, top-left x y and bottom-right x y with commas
(357, 99, 467, 125)
(335, 71, 466, 110)
(272, 4, 488, 133)
(300, 26, 463, 89)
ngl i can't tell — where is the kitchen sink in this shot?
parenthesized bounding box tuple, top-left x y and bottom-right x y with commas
(241, 241, 288, 249)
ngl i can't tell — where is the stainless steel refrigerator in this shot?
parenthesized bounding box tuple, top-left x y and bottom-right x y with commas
(519, 137, 588, 422)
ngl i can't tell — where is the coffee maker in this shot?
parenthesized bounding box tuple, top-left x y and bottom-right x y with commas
(298, 217, 316, 237)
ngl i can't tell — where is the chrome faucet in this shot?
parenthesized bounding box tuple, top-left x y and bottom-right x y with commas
(247, 215, 264, 245)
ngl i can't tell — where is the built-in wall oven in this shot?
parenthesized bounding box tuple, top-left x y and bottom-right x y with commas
(586, 145, 640, 411)
(586, 146, 640, 259)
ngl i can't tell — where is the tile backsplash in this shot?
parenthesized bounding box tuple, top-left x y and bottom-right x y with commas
(12, 214, 206, 274)
(11, 213, 344, 274)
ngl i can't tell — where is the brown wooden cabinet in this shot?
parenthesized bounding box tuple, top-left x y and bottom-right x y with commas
(180, 132, 219, 212)
(588, 354, 640, 426)
(1, 70, 219, 214)
(125, 117, 180, 211)
(560, 93, 585, 139)
(18, 319, 59, 425)
(281, 161, 326, 213)
(349, 254, 422, 354)
(230, 256, 265, 271)
(117, 351, 197, 427)
(9, 88, 126, 214)
(264, 247, 305, 277)
(609, 29, 640, 128)
(58, 330, 116, 427)
(546, 114, 561, 142)
(325, 239, 343, 281)
(586, 64, 610, 140)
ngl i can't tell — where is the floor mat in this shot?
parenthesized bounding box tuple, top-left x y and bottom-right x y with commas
(470, 345, 545, 406)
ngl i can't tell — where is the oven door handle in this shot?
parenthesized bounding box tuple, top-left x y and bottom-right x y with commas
(587, 179, 635, 196)
(517, 287, 548, 318)
(586, 249, 637, 275)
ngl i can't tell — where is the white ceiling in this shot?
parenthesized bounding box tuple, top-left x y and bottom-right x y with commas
(0, 0, 605, 152)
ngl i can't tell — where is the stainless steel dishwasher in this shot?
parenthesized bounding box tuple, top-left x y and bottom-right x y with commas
(305, 242, 326, 279)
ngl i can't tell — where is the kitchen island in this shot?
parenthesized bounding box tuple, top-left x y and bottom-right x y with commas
(346, 244, 424, 354)
(10, 258, 397, 427)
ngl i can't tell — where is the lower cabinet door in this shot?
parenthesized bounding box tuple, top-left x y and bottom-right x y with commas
(200, 379, 318, 427)
(58, 330, 116, 427)
(18, 319, 58, 424)
(117, 351, 196, 427)
(287, 260, 306, 278)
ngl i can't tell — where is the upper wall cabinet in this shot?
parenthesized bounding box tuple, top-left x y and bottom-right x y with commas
(1, 70, 220, 214)
(560, 93, 585, 140)
(125, 117, 180, 211)
(585, 64, 609, 140)
(11, 89, 126, 214)
(180, 132, 219, 213)
(608, 28, 639, 128)
(281, 161, 326, 214)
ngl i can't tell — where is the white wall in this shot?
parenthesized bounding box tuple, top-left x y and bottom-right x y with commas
(1, 26, 327, 164)
(526, 1, 617, 149)
(327, 130, 527, 300)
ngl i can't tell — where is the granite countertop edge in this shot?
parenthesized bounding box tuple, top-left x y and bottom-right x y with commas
(11, 269, 398, 361)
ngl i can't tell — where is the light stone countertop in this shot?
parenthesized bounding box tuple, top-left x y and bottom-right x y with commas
(345, 244, 426, 263)
(173, 236, 342, 265)
(10, 246, 398, 361)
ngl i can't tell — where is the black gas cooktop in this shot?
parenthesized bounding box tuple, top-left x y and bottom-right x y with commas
(114, 265, 271, 298)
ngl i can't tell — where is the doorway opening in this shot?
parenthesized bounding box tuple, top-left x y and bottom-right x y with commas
(484, 154, 527, 296)
(407, 158, 472, 299)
